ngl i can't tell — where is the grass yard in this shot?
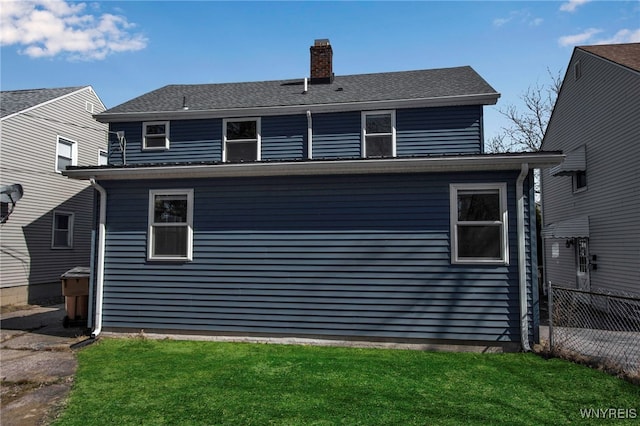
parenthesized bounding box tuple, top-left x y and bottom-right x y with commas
(55, 338, 639, 425)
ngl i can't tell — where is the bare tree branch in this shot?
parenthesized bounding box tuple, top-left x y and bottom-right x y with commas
(487, 69, 562, 153)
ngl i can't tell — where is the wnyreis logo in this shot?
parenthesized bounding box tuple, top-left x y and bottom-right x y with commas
(580, 408, 637, 419)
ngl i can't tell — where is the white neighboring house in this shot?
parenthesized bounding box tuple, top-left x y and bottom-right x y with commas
(1, 86, 108, 306)
(541, 43, 640, 297)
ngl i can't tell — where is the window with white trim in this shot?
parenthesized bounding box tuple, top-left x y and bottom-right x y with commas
(362, 111, 395, 158)
(450, 183, 508, 264)
(52, 211, 74, 249)
(143, 121, 170, 150)
(223, 118, 260, 162)
(148, 189, 193, 261)
(56, 136, 77, 172)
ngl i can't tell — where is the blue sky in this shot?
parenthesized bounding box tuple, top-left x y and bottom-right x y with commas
(1, 0, 639, 140)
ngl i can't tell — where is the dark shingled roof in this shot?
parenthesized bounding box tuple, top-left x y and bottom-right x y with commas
(0, 86, 86, 119)
(579, 43, 640, 72)
(99, 66, 498, 116)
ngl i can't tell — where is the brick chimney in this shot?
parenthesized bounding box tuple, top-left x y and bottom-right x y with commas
(310, 39, 334, 84)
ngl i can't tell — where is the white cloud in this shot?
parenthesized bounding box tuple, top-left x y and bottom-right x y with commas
(558, 28, 603, 46)
(560, 0, 592, 13)
(493, 17, 511, 27)
(0, 0, 147, 60)
(493, 10, 543, 28)
(595, 28, 640, 44)
(558, 27, 640, 47)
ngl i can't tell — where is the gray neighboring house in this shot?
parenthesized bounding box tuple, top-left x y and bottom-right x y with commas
(541, 43, 640, 297)
(0, 86, 107, 306)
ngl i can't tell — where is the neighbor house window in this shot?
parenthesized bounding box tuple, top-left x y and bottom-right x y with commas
(223, 118, 260, 162)
(573, 170, 587, 192)
(143, 121, 170, 150)
(148, 189, 193, 261)
(56, 136, 77, 172)
(98, 149, 108, 165)
(52, 211, 74, 249)
(362, 111, 395, 158)
(450, 183, 508, 264)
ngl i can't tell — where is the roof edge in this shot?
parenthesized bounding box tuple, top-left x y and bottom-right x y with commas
(64, 152, 563, 181)
(94, 93, 500, 123)
(1, 86, 92, 121)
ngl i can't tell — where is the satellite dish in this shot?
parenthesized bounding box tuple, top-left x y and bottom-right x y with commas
(1, 184, 24, 224)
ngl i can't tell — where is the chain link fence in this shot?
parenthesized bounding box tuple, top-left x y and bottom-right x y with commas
(549, 285, 640, 381)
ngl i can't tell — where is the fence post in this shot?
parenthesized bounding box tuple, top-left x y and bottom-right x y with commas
(548, 283, 554, 351)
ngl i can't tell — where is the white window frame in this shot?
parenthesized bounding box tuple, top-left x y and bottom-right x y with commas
(450, 183, 509, 265)
(362, 110, 396, 158)
(55, 136, 78, 173)
(142, 121, 170, 150)
(223, 118, 261, 162)
(148, 189, 194, 261)
(51, 210, 74, 249)
(98, 149, 108, 165)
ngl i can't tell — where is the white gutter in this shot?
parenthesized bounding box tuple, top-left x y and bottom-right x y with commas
(516, 163, 531, 352)
(306, 110, 313, 159)
(89, 179, 107, 338)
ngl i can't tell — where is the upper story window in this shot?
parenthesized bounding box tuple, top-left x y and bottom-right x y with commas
(362, 111, 395, 158)
(143, 121, 170, 150)
(52, 210, 74, 249)
(224, 118, 261, 162)
(450, 183, 508, 264)
(573, 170, 587, 192)
(148, 189, 194, 261)
(56, 136, 77, 172)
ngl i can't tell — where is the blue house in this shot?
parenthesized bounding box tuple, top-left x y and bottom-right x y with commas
(65, 40, 562, 350)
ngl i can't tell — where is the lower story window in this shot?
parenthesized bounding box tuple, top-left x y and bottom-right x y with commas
(450, 183, 508, 264)
(148, 189, 194, 261)
(52, 211, 74, 249)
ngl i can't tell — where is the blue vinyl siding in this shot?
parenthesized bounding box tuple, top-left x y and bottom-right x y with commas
(107, 106, 483, 164)
(312, 111, 361, 159)
(109, 119, 222, 165)
(99, 171, 536, 343)
(262, 115, 307, 160)
(396, 106, 482, 155)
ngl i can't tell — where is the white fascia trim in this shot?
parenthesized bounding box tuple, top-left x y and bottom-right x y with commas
(94, 93, 500, 123)
(63, 153, 564, 181)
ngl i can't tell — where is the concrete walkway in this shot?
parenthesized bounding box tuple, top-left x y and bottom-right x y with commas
(1, 305, 89, 426)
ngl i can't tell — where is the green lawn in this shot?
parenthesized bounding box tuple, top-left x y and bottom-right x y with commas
(55, 338, 639, 425)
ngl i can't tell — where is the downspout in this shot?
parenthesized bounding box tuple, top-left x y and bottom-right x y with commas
(306, 110, 313, 159)
(516, 163, 531, 351)
(90, 178, 106, 338)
